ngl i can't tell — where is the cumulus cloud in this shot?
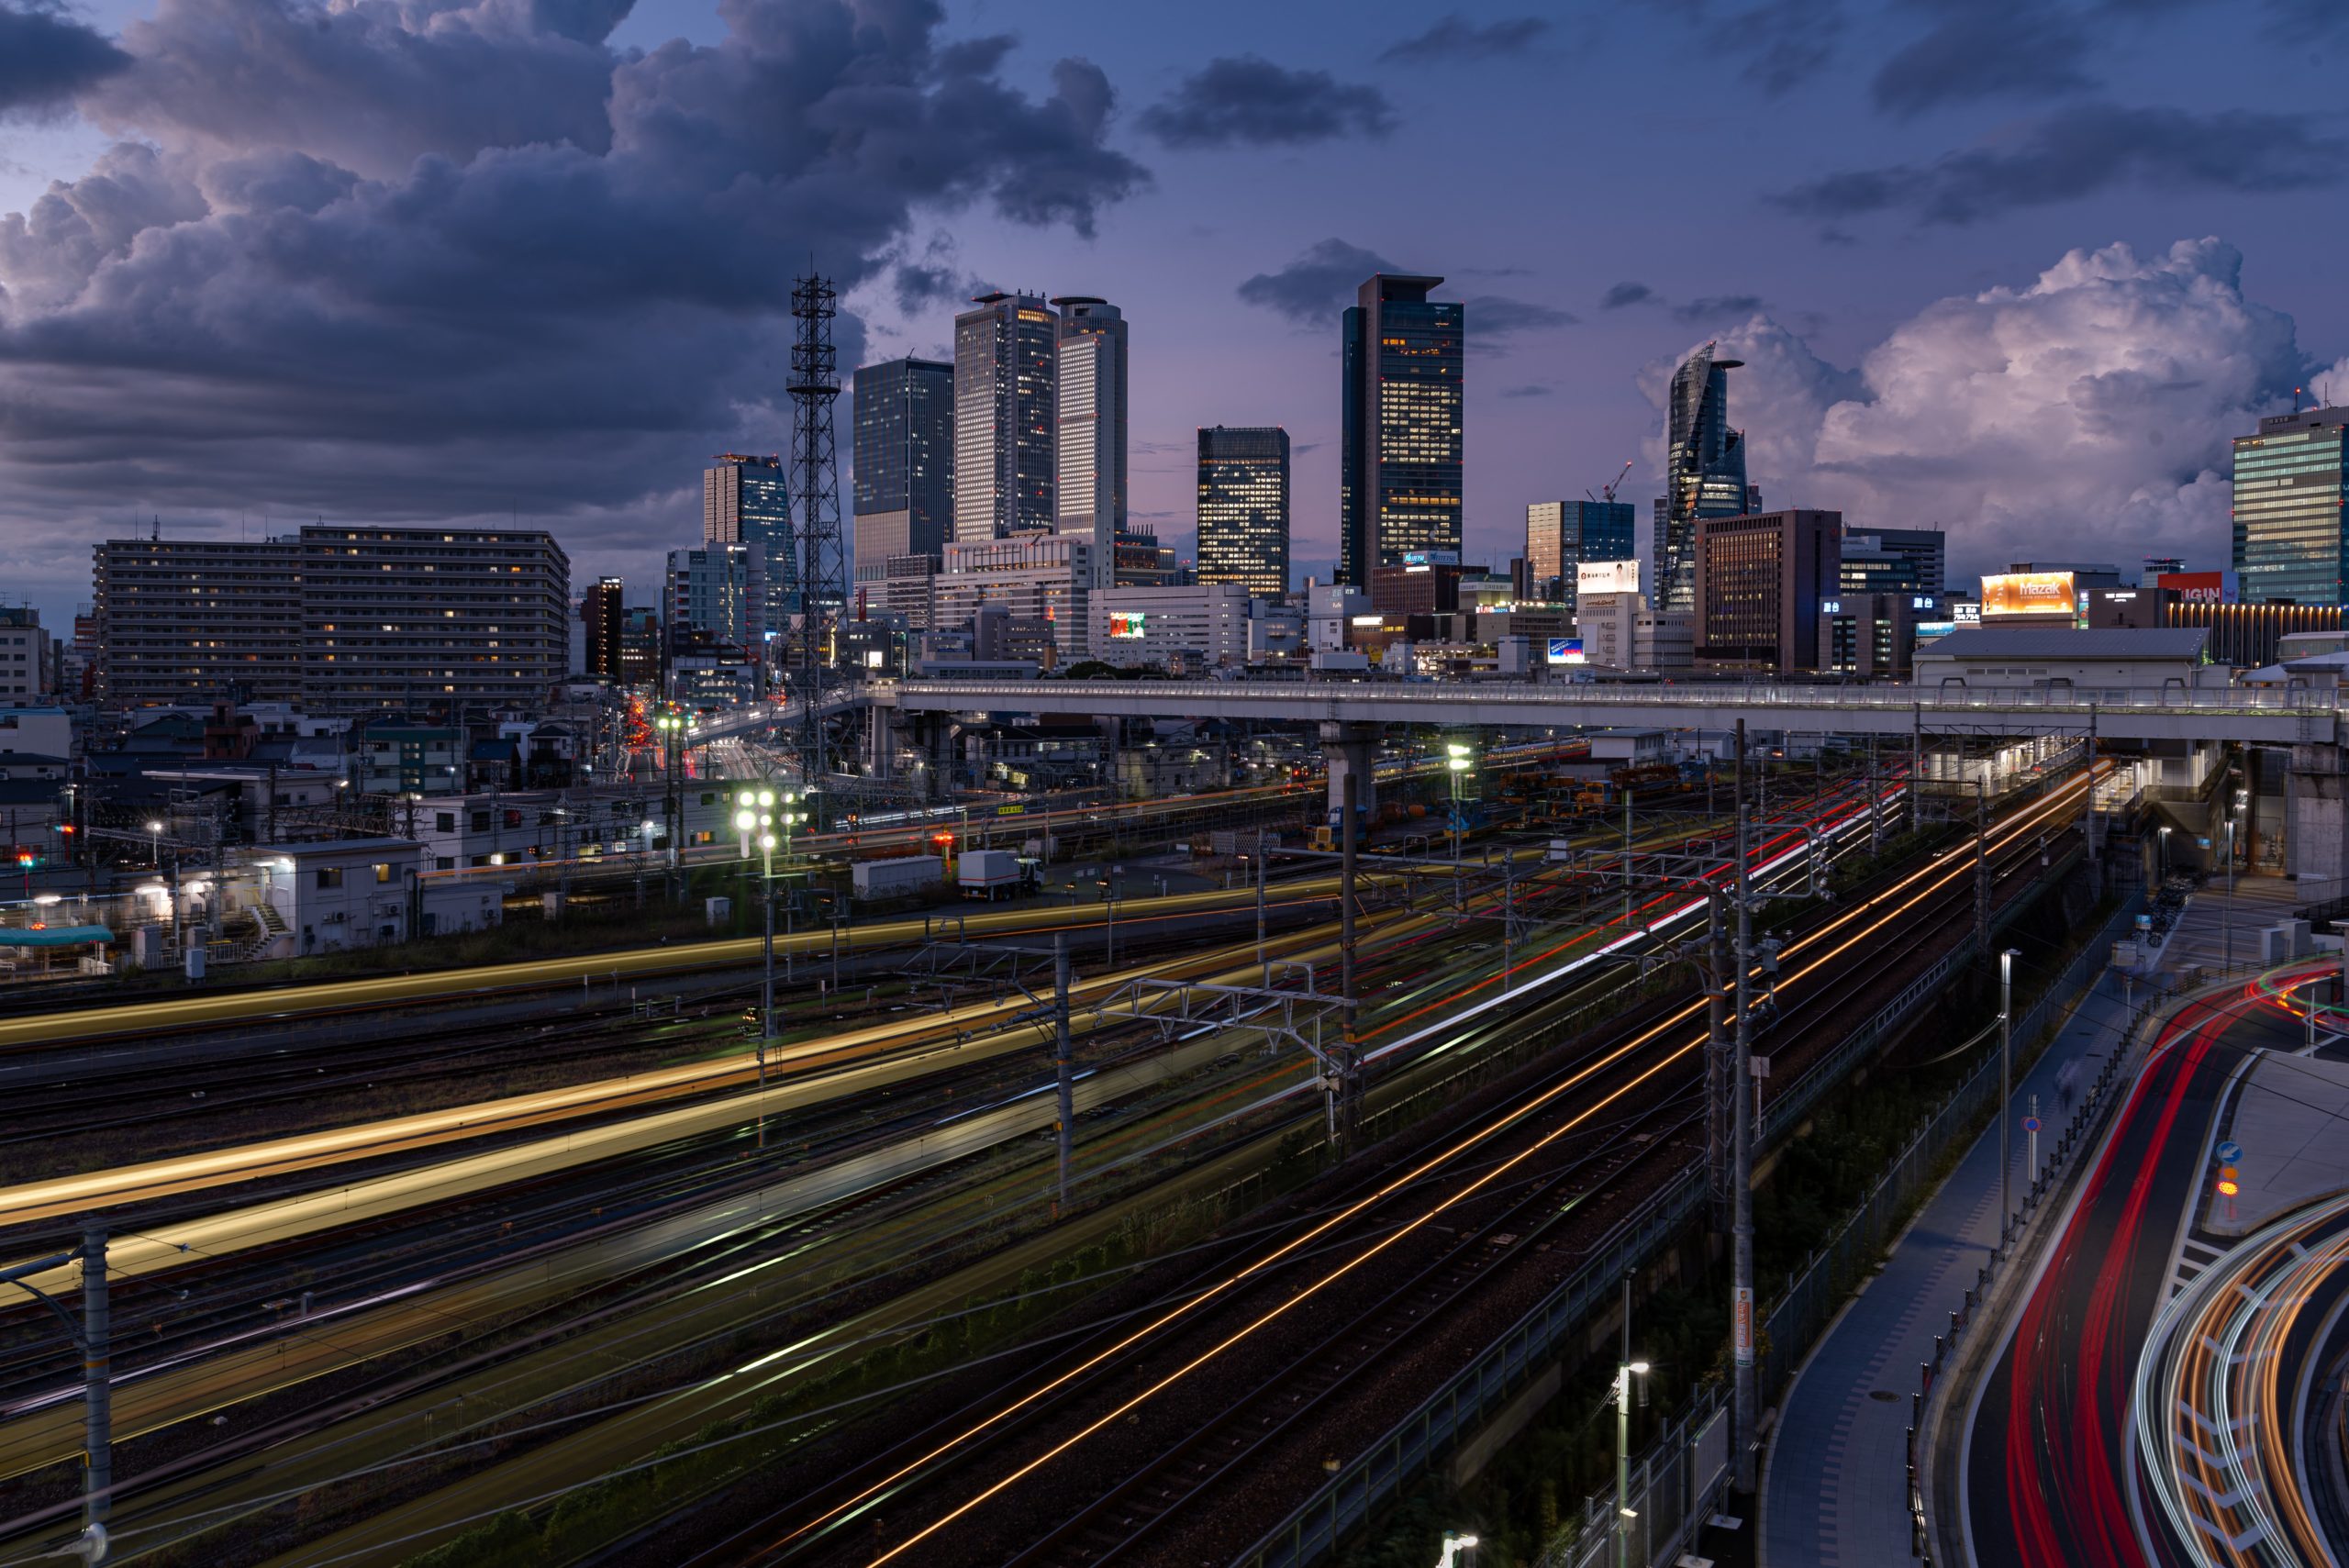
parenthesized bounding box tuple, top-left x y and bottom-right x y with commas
(1642, 239, 2311, 576)
(1378, 14, 1549, 62)
(1774, 103, 2348, 225)
(1141, 56, 1394, 148)
(1871, 0, 2095, 117)
(0, 1, 128, 119)
(0, 0, 1149, 603)
(1236, 238, 1398, 323)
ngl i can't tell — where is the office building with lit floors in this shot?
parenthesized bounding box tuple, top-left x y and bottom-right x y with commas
(936, 535, 1095, 662)
(581, 577, 623, 682)
(1196, 426, 1290, 597)
(954, 291, 1060, 542)
(1340, 273, 1463, 586)
(1054, 296, 1127, 585)
(1526, 499, 1636, 608)
(705, 453, 797, 627)
(1693, 508, 1841, 674)
(1654, 342, 1753, 612)
(2234, 405, 2349, 604)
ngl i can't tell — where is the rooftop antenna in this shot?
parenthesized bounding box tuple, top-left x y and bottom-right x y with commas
(2295, 384, 2306, 413)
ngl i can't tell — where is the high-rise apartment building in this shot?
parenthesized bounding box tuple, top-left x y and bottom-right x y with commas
(581, 576, 624, 682)
(705, 453, 796, 627)
(1054, 297, 1126, 586)
(852, 357, 953, 576)
(1693, 508, 1841, 674)
(1196, 426, 1291, 597)
(1840, 526, 1946, 604)
(618, 606, 662, 688)
(953, 292, 1059, 542)
(1655, 343, 1751, 613)
(2233, 406, 2349, 604)
(1526, 500, 1636, 609)
(664, 542, 764, 656)
(93, 537, 305, 707)
(300, 527, 570, 713)
(1340, 274, 1464, 587)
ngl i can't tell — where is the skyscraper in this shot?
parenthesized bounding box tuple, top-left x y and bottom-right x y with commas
(1654, 343, 1750, 613)
(953, 291, 1058, 543)
(1526, 500, 1637, 609)
(582, 576, 624, 682)
(2234, 406, 2349, 604)
(1197, 426, 1291, 597)
(1693, 508, 1840, 674)
(704, 453, 796, 625)
(1054, 296, 1127, 587)
(665, 542, 764, 655)
(1840, 526, 1947, 604)
(852, 357, 953, 576)
(1340, 273, 1464, 587)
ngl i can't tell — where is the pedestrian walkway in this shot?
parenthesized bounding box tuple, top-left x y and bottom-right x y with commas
(1757, 970, 2133, 1568)
(2150, 871, 2302, 981)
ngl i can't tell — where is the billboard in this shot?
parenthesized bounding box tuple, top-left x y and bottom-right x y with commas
(1108, 612, 1148, 639)
(2158, 571, 2223, 604)
(1577, 559, 1641, 599)
(1546, 637, 1586, 665)
(1979, 571, 2076, 619)
(1953, 601, 1982, 624)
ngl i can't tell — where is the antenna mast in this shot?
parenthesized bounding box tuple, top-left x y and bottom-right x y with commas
(786, 272, 844, 786)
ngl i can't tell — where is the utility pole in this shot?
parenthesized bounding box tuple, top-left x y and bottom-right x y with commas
(1053, 933, 1074, 1214)
(2000, 948, 2019, 1246)
(1616, 1273, 1647, 1568)
(1732, 717, 1756, 1492)
(1502, 856, 1517, 995)
(1867, 745, 1883, 856)
(1976, 774, 1991, 961)
(1340, 767, 1360, 1151)
(2085, 708, 2100, 886)
(82, 1220, 107, 1553)
(1253, 826, 1267, 976)
(1707, 891, 1731, 1228)
(1911, 703, 1923, 836)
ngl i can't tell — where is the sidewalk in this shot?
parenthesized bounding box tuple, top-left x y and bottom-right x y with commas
(1757, 970, 2133, 1568)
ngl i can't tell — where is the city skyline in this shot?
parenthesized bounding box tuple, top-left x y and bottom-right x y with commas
(7, 1, 2349, 623)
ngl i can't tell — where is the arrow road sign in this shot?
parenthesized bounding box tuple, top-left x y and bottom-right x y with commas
(2217, 1140, 2243, 1165)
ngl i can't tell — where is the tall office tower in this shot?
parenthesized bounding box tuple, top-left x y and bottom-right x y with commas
(851, 357, 953, 578)
(704, 453, 797, 626)
(1054, 296, 1127, 587)
(664, 542, 765, 655)
(1692, 507, 1841, 674)
(1840, 526, 1947, 603)
(1196, 426, 1291, 597)
(1340, 273, 1464, 587)
(2234, 406, 2349, 604)
(953, 291, 1059, 543)
(1653, 342, 1750, 613)
(581, 576, 624, 682)
(1526, 499, 1637, 609)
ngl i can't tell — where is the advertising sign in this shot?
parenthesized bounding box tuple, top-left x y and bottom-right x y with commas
(2157, 571, 2223, 604)
(1954, 602, 1982, 624)
(1108, 612, 1148, 639)
(1979, 571, 2077, 618)
(1733, 1285, 1754, 1367)
(1577, 559, 1642, 599)
(1546, 637, 1586, 665)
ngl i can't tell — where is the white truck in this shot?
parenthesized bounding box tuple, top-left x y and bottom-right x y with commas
(852, 854, 942, 901)
(959, 848, 1025, 900)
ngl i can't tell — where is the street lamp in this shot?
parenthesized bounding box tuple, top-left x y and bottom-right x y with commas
(1445, 742, 1475, 862)
(1438, 1533, 1480, 1568)
(1614, 1274, 1649, 1568)
(734, 788, 782, 1151)
(2157, 824, 2172, 882)
(145, 819, 162, 869)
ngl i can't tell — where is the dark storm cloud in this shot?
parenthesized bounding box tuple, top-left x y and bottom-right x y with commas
(1140, 56, 1395, 149)
(1467, 295, 1576, 339)
(1377, 14, 1549, 62)
(1770, 103, 2348, 225)
(0, 0, 1149, 558)
(1236, 238, 1398, 323)
(0, 2, 128, 119)
(1672, 294, 1767, 322)
(1600, 282, 1656, 309)
(1871, 0, 2095, 117)
(1656, 0, 1844, 95)
(1499, 383, 1553, 399)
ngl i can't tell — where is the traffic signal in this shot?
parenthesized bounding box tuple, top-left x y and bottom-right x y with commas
(2216, 1163, 2240, 1197)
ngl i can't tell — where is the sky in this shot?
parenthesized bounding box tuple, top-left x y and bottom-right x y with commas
(5, 0, 2349, 628)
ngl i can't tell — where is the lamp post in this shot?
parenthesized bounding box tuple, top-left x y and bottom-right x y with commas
(2000, 947, 2021, 1245)
(145, 819, 161, 871)
(1615, 1273, 1650, 1568)
(1445, 742, 1474, 862)
(2225, 785, 2246, 971)
(733, 786, 779, 1151)
(2157, 824, 2172, 883)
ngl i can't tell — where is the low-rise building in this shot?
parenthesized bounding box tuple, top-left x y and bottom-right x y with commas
(1912, 627, 2217, 692)
(1089, 582, 1253, 669)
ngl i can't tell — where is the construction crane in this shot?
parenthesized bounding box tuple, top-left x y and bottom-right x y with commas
(1586, 460, 1633, 505)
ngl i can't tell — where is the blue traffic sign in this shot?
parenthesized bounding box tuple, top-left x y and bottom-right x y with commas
(2022, 1116, 2042, 1133)
(2217, 1140, 2243, 1165)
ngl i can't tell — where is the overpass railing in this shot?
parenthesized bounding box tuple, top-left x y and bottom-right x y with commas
(885, 678, 2343, 717)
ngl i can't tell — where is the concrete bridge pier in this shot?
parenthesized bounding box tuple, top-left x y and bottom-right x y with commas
(1320, 720, 1379, 822)
(2289, 740, 2349, 886)
(863, 704, 898, 781)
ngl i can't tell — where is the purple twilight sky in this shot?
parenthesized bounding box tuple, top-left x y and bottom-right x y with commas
(4, 0, 2348, 626)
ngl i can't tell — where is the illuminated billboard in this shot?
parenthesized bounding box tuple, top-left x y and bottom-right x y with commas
(1577, 559, 1641, 599)
(1546, 637, 1586, 665)
(1108, 612, 1148, 639)
(1979, 572, 2076, 619)
(2157, 571, 2223, 604)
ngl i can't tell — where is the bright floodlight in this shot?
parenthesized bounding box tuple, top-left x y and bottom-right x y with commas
(733, 810, 756, 831)
(33, 894, 60, 906)
(146, 820, 163, 833)
(737, 789, 754, 805)
(758, 789, 775, 807)
(1630, 1360, 1651, 1374)
(760, 833, 776, 851)
(640, 819, 658, 835)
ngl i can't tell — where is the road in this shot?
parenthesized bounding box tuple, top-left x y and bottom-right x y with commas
(1962, 970, 2315, 1568)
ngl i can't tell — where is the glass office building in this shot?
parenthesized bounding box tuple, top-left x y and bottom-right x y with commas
(1527, 499, 1637, 609)
(1654, 342, 1750, 613)
(704, 453, 796, 621)
(1840, 526, 1947, 604)
(953, 292, 1059, 543)
(1340, 273, 1464, 587)
(2234, 406, 2349, 604)
(1053, 297, 1128, 587)
(851, 357, 953, 577)
(1197, 426, 1291, 597)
